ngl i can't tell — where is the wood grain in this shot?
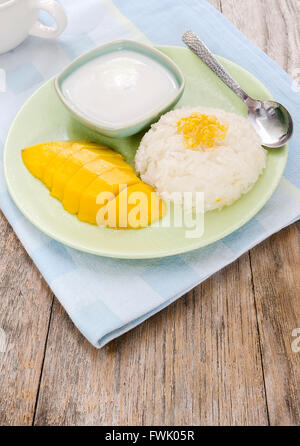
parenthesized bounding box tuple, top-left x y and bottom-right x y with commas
(250, 224, 300, 426)
(220, 0, 300, 70)
(0, 212, 53, 426)
(0, 0, 299, 426)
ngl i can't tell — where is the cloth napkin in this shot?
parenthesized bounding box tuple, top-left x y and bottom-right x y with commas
(0, 0, 299, 347)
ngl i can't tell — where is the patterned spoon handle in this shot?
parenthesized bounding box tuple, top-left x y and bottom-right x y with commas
(182, 30, 248, 101)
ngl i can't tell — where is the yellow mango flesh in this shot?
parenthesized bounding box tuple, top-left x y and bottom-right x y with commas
(43, 145, 123, 190)
(63, 157, 134, 214)
(97, 183, 167, 229)
(51, 148, 108, 201)
(43, 144, 82, 189)
(69, 142, 124, 159)
(22, 141, 72, 179)
(22, 140, 119, 186)
(22, 141, 165, 229)
(78, 169, 140, 225)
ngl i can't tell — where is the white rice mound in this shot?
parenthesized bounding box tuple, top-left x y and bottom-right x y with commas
(135, 107, 267, 211)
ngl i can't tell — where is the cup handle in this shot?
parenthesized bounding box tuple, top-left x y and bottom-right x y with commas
(29, 0, 67, 39)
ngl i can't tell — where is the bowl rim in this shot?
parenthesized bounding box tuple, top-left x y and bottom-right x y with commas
(55, 39, 185, 134)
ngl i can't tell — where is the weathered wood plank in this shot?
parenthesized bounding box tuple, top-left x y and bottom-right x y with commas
(34, 253, 267, 425)
(250, 224, 300, 426)
(220, 0, 300, 72)
(0, 212, 53, 426)
(207, 0, 222, 9)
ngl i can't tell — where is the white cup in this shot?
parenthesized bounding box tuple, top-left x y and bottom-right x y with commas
(0, 0, 67, 54)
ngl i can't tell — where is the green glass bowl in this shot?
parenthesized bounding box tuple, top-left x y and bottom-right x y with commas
(55, 40, 185, 138)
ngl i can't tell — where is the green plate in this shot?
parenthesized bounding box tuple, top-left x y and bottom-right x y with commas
(3, 46, 288, 259)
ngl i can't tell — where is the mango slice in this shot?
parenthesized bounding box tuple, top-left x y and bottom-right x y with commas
(51, 148, 107, 201)
(43, 144, 122, 190)
(97, 183, 167, 229)
(22, 141, 72, 179)
(63, 157, 134, 214)
(78, 169, 140, 225)
(43, 144, 82, 189)
(22, 140, 166, 229)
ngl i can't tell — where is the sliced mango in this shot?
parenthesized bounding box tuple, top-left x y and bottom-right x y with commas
(71, 141, 123, 155)
(42, 143, 122, 189)
(22, 140, 166, 229)
(22, 141, 72, 179)
(78, 169, 140, 225)
(97, 183, 167, 229)
(43, 144, 82, 189)
(51, 149, 105, 201)
(69, 142, 124, 159)
(63, 157, 134, 214)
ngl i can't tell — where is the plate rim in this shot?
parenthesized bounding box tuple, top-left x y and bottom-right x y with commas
(3, 45, 289, 259)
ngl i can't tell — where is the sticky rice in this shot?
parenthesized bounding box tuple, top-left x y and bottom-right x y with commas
(135, 107, 267, 211)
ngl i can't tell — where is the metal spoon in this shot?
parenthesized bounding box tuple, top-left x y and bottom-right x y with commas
(182, 30, 293, 148)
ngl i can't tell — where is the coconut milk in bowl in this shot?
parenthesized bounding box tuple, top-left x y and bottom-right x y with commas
(55, 40, 185, 138)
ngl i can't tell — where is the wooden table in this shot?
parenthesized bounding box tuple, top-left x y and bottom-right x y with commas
(0, 0, 299, 426)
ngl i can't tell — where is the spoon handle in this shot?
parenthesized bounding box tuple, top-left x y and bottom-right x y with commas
(182, 30, 248, 101)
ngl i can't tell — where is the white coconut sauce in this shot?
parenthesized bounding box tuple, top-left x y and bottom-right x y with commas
(62, 49, 179, 128)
